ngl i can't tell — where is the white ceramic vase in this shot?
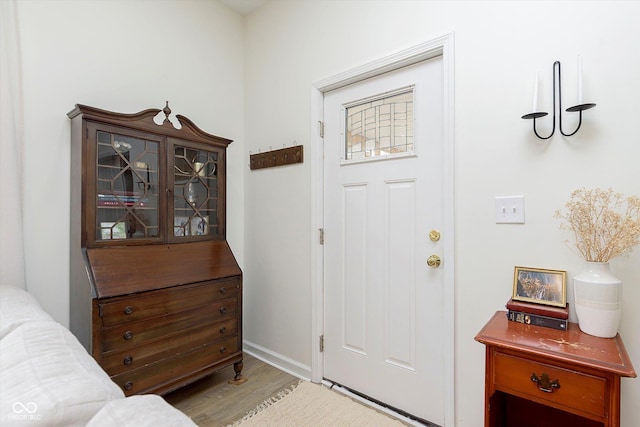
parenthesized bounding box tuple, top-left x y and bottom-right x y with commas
(573, 262, 622, 338)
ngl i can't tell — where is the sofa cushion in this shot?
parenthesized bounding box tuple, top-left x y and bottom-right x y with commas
(86, 394, 196, 427)
(0, 286, 53, 339)
(0, 320, 124, 426)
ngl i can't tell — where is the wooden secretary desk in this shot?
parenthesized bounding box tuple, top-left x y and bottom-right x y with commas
(475, 311, 636, 427)
(68, 103, 244, 396)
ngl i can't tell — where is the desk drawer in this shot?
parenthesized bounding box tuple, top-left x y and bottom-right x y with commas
(99, 278, 240, 327)
(110, 336, 240, 395)
(493, 351, 606, 419)
(100, 298, 237, 352)
(101, 318, 238, 375)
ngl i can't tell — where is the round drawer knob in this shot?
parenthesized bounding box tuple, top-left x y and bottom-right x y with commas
(220, 347, 227, 354)
(124, 381, 133, 391)
(123, 331, 133, 340)
(219, 326, 227, 334)
(123, 306, 134, 315)
(219, 307, 227, 314)
(123, 356, 133, 365)
(220, 287, 227, 294)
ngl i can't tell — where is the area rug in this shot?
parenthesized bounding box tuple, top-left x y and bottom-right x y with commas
(228, 381, 407, 427)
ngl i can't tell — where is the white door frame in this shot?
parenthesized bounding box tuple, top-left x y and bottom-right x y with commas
(310, 33, 455, 425)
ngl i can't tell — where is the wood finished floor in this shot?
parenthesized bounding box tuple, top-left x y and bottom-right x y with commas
(165, 353, 300, 427)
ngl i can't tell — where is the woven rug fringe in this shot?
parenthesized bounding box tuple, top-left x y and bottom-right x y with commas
(227, 380, 303, 426)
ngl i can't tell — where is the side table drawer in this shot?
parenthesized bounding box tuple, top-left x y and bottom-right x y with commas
(493, 351, 607, 419)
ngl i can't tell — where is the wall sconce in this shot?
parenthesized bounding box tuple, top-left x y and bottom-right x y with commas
(521, 59, 596, 140)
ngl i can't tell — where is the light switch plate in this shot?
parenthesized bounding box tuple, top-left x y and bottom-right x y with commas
(495, 196, 525, 224)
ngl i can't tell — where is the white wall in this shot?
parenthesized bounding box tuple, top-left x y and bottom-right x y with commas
(16, 0, 246, 323)
(242, 1, 640, 425)
(12, 0, 640, 425)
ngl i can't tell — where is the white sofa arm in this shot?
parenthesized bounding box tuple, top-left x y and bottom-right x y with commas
(0, 321, 124, 426)
(87, 395, 196, 427)
(0, 286, 196, 427)
(0, 285, 52, 339)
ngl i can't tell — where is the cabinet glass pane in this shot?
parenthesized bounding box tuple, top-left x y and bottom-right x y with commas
(173, 146, 218, 237)
(96, 131, 160, 240)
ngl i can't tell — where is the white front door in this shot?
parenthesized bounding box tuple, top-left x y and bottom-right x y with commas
(323, 55, 446, 425)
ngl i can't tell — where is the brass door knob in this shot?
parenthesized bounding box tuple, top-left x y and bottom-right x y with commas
(427, 255, 441, 268)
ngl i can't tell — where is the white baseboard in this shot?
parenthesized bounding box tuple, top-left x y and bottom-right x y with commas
(242, 340, 312, 381)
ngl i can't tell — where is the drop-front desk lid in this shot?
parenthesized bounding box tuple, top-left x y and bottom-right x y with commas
(85, 240, 241, 299)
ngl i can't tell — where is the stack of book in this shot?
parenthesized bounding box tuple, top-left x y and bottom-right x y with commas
(506, 298, 569, 331)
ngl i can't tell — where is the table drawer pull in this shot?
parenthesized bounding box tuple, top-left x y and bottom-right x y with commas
(220, 306, 227, 314)
(123, 331, 133, 340)
(531, 372, 560, 393)
(124, 381, 133, 391)
(123, 306, 134, 315)
(220, 346, 227, 354)
(123, 356, 133, 365)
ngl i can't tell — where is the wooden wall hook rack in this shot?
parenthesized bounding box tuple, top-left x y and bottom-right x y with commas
(250, 145, 303, 170)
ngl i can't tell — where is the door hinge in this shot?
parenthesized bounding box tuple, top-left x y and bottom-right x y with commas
(318, 121, 325, 138)
(319, 335, 324, 352)
(319, 228, 324, 245)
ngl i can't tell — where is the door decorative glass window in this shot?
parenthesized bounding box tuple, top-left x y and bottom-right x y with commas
(344, 87, 414, 162)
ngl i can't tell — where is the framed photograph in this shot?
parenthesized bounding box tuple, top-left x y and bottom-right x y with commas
(513, 266, 567, 307)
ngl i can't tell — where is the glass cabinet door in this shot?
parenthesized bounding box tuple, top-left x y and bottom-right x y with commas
(172, 145, 219, 238)
(95, 131, 160, 241)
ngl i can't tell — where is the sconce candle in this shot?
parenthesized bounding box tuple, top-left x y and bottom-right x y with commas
(532, 72, 539, 112)
(577, 55, 583, 104)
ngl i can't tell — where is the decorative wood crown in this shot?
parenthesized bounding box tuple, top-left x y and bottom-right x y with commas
(67, 102, 232, 148)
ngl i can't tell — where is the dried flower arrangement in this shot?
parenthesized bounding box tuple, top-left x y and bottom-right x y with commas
(555, 188, 640, 262)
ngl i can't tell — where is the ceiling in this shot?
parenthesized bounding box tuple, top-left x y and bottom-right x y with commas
(219, 0, 267, 15)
